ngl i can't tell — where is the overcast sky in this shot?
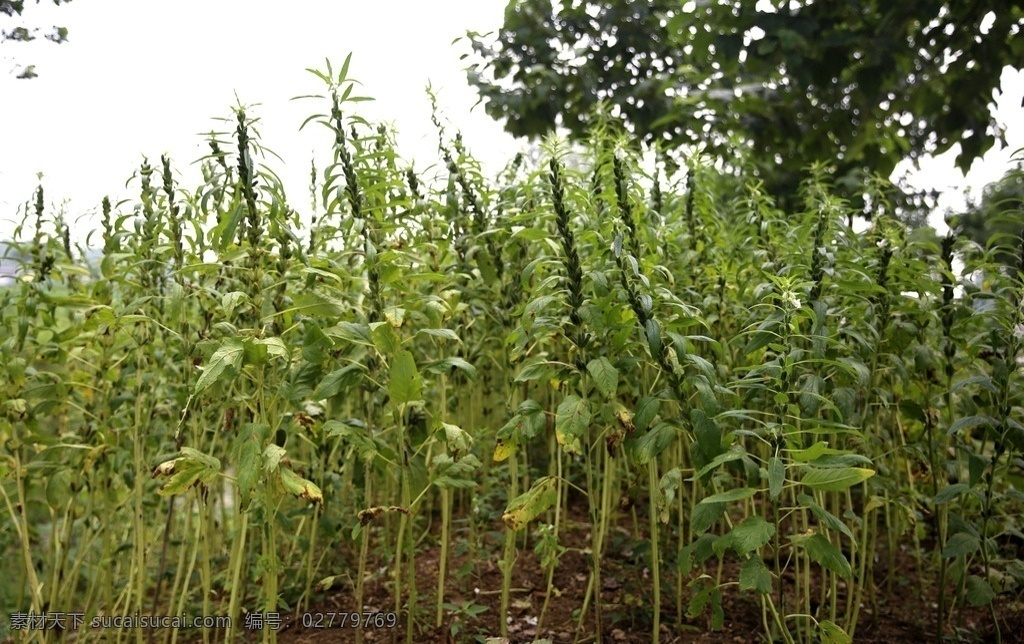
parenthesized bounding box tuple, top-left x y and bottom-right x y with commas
(1, 0, 1021, 244)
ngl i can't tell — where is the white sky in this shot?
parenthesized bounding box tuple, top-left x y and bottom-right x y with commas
(1, 1, 1021, 243)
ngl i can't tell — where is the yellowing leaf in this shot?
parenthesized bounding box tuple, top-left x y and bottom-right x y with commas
(280, 467, 323, 505)
(502, 477, 557, 531)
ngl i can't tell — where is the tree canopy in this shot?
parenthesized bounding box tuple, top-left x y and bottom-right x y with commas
(1, 0, 72, 78)
(955, 163, 1024, 270)
(465, 0, 1023, 214)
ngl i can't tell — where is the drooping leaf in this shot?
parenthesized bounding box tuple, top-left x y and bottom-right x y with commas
(263, 444, 286, 474)
(324, 419, 377, 463)
(739, 556, 773, 594)
(389, 350, 422, 405)
(423, 357, 478, 380)
(370, 321, 402, 355)
(691, 501, 725, 534)
(442, 422, 473, 459)
(233, 423, 265, 506)
(657, 467, 683, 523)
(801, 466, 874, 491)
(279, 467, 323, 505)
(768, 456, 785, 499)
(586, 357, 619, 398)
(555, 394, 590, 455)
(934, 483, 972, 505)
(797, 493, 854, 540)
(502, 477, 557, 531)
(699, 487, 757, 505)
(632, 421, 677, 465)
(194, 339, 244, 395)
(792, 533, 852, 579)
(313, 364, 365, 399)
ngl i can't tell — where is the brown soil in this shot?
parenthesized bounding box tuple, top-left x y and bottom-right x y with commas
(248, 513, 1024, 644)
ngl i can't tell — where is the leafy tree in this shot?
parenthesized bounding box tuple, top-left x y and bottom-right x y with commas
(954, 162, 1024, 270)
(1, 0, 72, 78)
(464, 0, 1023, 216)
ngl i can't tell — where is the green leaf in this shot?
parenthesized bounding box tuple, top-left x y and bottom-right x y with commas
(555, 394, 590, 455)
(263, 444, 286, 474)
(739, 556, 772, 594)
(797, 493, 854, 540)
(221, 291, 249, 312)
(948, 415, 994, 436)
(691, 449, 745, 481)
(522, 295, 558, 331)
(290, 292, 347, 318)
(789, 441, 829, 462)
(965, 575, 995, 606)
(934, 483, 972, 505)
(234, 424, 265, 506)
(370, 321, 402, 355)
(699, 487, 757, 505)
(154, 449, 222, 498)
(313, 364, 365, 399)
(389, 350, 422, 405)
(942, 532, 980, 558)
(502, 477, 557, 531)
(818, 620, 852, 644)
(801, 466, 874, 491)
(586, 357, 619, 398)
(634, 396, 660, 432)
(416, 328, 461, 342)
(768, 456, 784, 499)
(195, 339, 244, 395)
(383, 306, 406, 327)
(423, 357, 478, 379)
(632, 421, 677, 465)
(715, 516, 775, 556)
(644, 318, 663, 358)
(691, 501, 725, 534)
(254, 337, 289, 361)
(442, 422, 473, 458)
(323, 420, 377, 463)
(155, 458, 208, 496)
(657, 467, 683, 523)
(46, 468, 73, 509)
(792, 533, 852, 579)
(279, 467, 323, 505)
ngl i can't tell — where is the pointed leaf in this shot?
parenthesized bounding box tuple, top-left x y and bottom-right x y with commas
(801, 466, 874, 491)
(586, 357, 619, 398)
(768, 456, 784, 499)
(699, 487, 757, 505)
(195, 340, 244, 395)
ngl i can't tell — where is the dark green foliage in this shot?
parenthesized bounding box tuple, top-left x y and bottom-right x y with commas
(465, 0, 1024, 216)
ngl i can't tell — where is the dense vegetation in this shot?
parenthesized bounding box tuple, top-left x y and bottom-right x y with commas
(2, 59, 1023, 644)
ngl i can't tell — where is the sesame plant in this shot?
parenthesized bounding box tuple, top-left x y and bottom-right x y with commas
(1, 58, 1022, 644)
